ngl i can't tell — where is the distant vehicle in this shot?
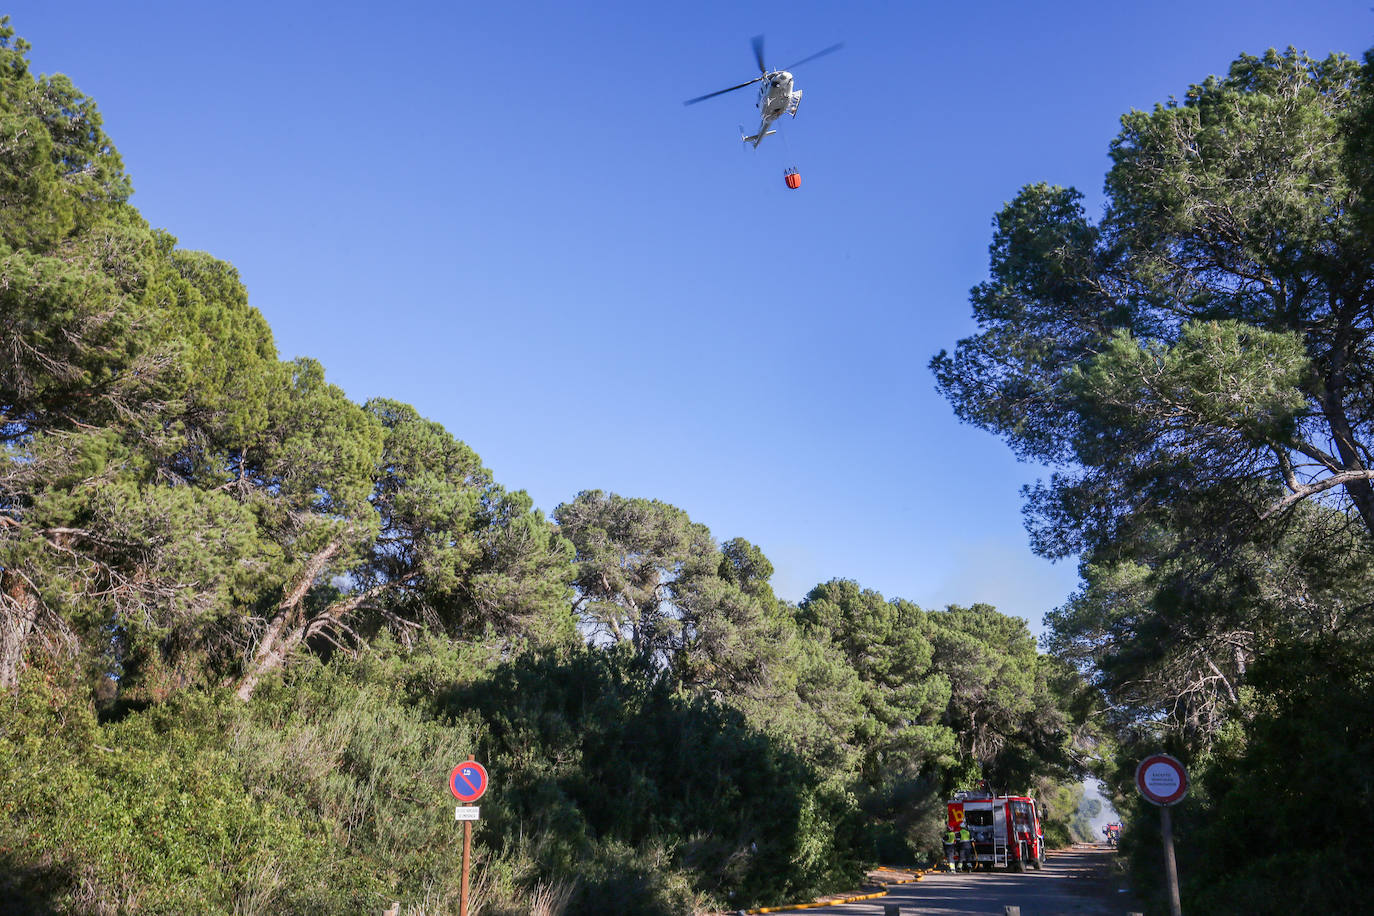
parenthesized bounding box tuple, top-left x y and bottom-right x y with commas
(684, 35, 842, 148)
(947, 788, 1046, 871)
(1103, 822, 1122, 847)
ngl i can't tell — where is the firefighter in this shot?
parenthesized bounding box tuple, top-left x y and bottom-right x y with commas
(958, 823, 974, 872)
(943, 825, 959, 872)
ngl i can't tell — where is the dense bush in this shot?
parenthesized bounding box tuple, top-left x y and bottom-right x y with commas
(0, 666, 382, 914)
(433, 644, 863, 911)
(1181, 640, 1374, 913)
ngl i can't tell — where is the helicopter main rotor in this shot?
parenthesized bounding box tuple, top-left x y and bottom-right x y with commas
(683, 35, 843, 106)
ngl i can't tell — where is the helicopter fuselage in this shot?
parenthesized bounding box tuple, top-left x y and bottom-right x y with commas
(758, 71, 795, 118)
(746, 70, 801, 147)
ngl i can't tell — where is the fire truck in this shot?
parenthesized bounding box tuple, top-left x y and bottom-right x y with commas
(947, 789, 1046, 871)
(1103, 822, 1122, 846)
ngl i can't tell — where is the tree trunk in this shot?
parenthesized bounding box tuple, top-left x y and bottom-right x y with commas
(234, 550, 404, 702)
(234, 616, 296, 701)
(1325, 432, 1374, 538)
(0, 568, 40, 690)
(234, 539, 342, 701)
(1321, 355, 1374, 539)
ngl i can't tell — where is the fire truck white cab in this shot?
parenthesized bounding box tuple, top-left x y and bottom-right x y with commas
(947, 790, 1046, 871)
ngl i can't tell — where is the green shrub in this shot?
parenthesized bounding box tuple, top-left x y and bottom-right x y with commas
(0, 668, 383, 914)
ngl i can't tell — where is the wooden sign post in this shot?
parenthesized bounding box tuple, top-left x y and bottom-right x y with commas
(449, 758, 489, 916)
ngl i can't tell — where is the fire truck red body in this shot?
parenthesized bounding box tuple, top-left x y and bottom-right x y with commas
(947, 790, 1046, 871)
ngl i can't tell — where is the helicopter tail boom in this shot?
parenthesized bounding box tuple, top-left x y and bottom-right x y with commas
(742, 128, 777, 147)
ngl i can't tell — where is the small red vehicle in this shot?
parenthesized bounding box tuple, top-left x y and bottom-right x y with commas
(947, 789, 1046, 871)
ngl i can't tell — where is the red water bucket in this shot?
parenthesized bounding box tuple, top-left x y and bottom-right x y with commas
(784, 168, 801, 190)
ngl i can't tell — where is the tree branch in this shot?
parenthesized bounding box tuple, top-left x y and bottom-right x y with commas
(1262, 468, 1374, 518)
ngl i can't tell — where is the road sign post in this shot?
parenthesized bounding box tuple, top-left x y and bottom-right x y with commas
(462, 815, 471, 916)
(449, 758, 489, 916)
(1135, 754, 1188, 916)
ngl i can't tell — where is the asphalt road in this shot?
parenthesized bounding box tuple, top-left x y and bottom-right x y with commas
(774, 848, 1138, 916)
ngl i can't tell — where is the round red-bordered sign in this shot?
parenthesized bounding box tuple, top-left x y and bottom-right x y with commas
(1135, 754, 1188, 806)
(449, 760, 488, 803)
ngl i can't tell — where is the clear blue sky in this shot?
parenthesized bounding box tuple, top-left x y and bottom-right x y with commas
(10, 2, 1371, 631)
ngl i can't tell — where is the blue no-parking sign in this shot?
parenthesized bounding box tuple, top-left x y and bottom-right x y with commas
(449, 760, 488, 803)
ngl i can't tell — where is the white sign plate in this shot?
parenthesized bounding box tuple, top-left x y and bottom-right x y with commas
(1143, 763, 1180, 796)
(1135, 753, 1188, 805)
(455, 806, 481, 821)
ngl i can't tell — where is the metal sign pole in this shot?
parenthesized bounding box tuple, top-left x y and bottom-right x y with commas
(461, 818, 472, 916)
(1160, 804, 1181, 916)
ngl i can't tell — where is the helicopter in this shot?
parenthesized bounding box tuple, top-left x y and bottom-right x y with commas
(684, 35, 842, 148)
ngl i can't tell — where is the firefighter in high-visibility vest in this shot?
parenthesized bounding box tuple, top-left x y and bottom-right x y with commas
(943, 825, 959, 872)
(958, 824, 974, 872)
